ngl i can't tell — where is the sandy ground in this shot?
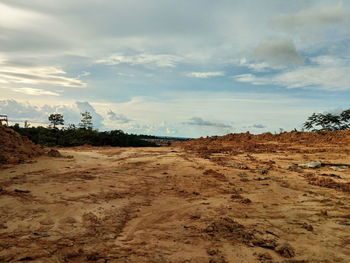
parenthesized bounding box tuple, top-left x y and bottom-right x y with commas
(0, 145, 349, 263)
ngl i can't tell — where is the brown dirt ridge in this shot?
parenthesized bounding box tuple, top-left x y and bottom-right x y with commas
(0, 125, 43, 165)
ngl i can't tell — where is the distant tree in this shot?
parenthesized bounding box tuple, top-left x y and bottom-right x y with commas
(79, 111, 93, 130)
(340, 109, 350, 129)
(24, 120, 30, 128)
(67, 124, 76, 130)
(48, 113, 64, 129)
(303, 109, 350, 131)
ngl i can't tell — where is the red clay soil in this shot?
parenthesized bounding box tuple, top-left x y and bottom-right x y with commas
(176, 130, 350, 155)
(0, 125, 43, 165)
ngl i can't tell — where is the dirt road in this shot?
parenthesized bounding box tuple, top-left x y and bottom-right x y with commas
(0, 146, 349, 262)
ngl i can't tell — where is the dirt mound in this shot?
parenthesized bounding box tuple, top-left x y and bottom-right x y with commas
(220, 130, 350, 144)
(0, 125, 43, 165)
(176, 130, 350, 155)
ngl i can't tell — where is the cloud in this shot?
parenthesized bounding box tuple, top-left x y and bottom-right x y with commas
(253, 39, 304, 66)
(184, 117, 232, 128)
(107, 110, 131, 123)
(77, 71, 90, 78)
(12, 87, 60, 96)
(272, 66, 350, 91)
(239, 58, 273, 72)
(1, 1, 350, 137)
(233, 74, 266, 85)
(0, 99, 43, 120)
(0, 58, 86, 87)
(252, 124, 266, 129)
(96, 53, 182, 68)
(0, 2, 50, 30)
(0, 99, 105, 128)
(270, 3, 347, 32)
(186, 72, 225, 78)
(234, 55, 350, 91)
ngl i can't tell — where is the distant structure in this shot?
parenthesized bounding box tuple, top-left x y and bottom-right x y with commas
(0, 115, 8, 126)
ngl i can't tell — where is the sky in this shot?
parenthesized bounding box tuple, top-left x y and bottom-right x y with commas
(0, 0, 349, 137)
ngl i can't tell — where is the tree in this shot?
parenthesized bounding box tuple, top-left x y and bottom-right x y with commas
(48, 113, 64, 129)
(79, 111, 93, 130)
(24, 120, 31, 128)
(303, 109, 350, 131)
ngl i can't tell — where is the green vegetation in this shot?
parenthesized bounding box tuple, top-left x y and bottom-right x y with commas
(9, 112, 157, 147)
(303, 109, 350, 131)
(10, 125, 157, 147)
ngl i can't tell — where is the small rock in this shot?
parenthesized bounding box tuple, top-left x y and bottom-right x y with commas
(40, 218, 54, 225)
(298, 161, 322, 169)
(257, 168, 269, 175)
(330, 166, 345, 172)
(320, 210, 328, 216)
(240, 198, 252, 204)
(301, 223, 313, 231)
(209, 255, 228, 263)
(207, 248, 219, 256)
(257, 252, 272, 261)
(280, 182, 290, 188)
(275, 242, 295, 258)
(47, 149, 62, 157)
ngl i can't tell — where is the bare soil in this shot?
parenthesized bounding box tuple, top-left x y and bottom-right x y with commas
(0, 134, 350, 262)
(0, 126, 43, 165)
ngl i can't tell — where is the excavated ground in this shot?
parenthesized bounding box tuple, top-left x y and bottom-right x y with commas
(0, 126, 43, 165)
(0, 137, 349, 262)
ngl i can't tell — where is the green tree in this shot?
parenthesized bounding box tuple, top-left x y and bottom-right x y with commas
(303, 109, 350, 131)
(48, 113, 64, 129)
(79, 111, 93, 130)
(24, 120, 31, 128)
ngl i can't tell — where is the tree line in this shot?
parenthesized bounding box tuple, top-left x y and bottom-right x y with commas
(10, 112, 157, 147)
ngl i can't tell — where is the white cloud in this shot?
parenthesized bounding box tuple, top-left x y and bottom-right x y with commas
(0, 3, 50, 30)
(233, 74, 266, 85)
(273, 66, 350, 91)
(186, 72, 225, 78)
(239, 58, 272, 72)
(310, 55, 345, 66)
(12, 87, 60, 96)
(96, 53, 182, 68)
(77, 71, 91, 78)
(270, 3, 347, 32)
(0, 100, 104, 128)
(116, 72, 135, 77)
(234, 56, 350, 91)
(0, 58, 86, 87)
(107, 110, 131, 123)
